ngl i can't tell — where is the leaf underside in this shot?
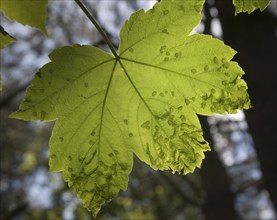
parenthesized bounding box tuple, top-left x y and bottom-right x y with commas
(233, 0, 271, 14)
(0, 0, 47, 34)
(10, 0, 251, 217)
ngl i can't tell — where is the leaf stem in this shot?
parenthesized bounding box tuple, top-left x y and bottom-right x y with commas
(74, 0, 118, 58)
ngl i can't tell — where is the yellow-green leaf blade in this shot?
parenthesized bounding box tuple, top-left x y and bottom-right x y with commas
(118, 0, 250, 174)
(10, 45, 133, 217)
(119, 0, 204, 57)
(233, 0, 271, 14)
(10, 0, 252, 216)
(0, 0, 48, 34)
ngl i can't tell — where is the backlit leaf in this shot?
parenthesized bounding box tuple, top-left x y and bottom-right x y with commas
(233, 0, 271, 14)
(0, 0, 48, 34)
(10, 0, 251, 217)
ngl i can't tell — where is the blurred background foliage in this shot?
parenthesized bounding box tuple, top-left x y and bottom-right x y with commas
(0, 0, 276, 219)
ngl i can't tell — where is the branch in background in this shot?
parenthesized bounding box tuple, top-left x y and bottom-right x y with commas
(161, 172, 203, 206)
(152, 170, 203, 207)
(203, 1, 212, 35)
(235, 179, 264, 195)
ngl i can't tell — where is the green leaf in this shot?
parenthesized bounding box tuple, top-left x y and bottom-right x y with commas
(11, 46, 133, 216)
(233, 0, 271, 14)
(0, 0, 48, 34)
(0, 26, 15, 91)
(0, 26, 15, 49)
(10, 0, 251, 216)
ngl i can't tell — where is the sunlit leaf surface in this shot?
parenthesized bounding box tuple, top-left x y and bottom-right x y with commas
(11, 0, 251, 216)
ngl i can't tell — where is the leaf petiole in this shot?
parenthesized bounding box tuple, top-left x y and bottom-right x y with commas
(74, 0, 119, 58)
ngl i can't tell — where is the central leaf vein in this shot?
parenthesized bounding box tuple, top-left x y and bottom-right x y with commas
(98, 60, 118, 161)
(120, 57, 229, 91)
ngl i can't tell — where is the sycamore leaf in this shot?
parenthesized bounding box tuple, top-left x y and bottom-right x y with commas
(10, 0, 251, 217)
(0, 0, 48, 34)
(233, 0, 271, 14)
(0, 26, 15, 91)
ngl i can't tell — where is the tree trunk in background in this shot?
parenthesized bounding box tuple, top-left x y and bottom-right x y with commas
(198, 4, 238, 219)
(199, 116, 238, 220)
(215, 0, 277, 210)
